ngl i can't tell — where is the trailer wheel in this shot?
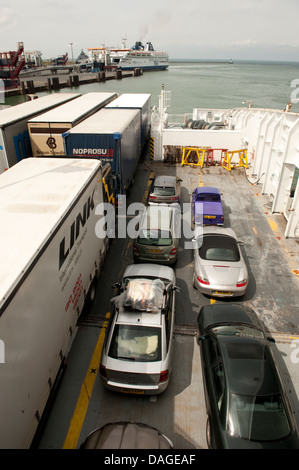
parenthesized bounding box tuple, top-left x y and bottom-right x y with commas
(88, 278, 97, 304)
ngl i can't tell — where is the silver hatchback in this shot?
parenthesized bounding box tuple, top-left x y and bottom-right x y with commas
(148, 175, 182, 207)
(99, 263, 178, 395)
(133, 205, 180, 265)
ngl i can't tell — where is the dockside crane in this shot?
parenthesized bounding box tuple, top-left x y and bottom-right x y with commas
(0, 42, 25, 88)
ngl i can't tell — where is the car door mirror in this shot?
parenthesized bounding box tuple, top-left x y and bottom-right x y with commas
(172, 286, 181, 292)
(196, 334, 206, 344)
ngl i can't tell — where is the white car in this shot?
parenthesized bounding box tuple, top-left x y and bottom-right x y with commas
(99, 264, 178, 395)
(193, 226, 248, 297)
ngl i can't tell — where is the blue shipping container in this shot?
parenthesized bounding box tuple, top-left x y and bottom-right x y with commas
(63, 108, 141, 195)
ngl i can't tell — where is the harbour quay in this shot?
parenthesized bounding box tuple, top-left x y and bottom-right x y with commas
(5, 66, 143, 97)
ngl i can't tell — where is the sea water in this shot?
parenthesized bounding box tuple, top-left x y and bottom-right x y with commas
(5, 60, 299, 114)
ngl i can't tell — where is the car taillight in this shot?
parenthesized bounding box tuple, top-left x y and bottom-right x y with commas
(169, 196, 179, 200)
(99, 364, 107, 378)
(149, 195, 156, 200)
(197, 276, 210, 285)
(160, 370, 169, 383)
(170, 247, 177, 255)
(236, 280, 247, 287)
(133, 245, 139, 254)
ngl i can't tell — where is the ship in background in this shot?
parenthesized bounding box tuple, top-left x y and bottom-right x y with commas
(88, 36, 169, 71)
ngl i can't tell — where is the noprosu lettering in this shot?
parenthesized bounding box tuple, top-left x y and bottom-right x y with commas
(72, 148, 113, 156)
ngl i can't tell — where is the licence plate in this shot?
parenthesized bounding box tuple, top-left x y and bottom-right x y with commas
(147, 249, 162, 253)
(205, 215, 216, 219)
(213, 290, 232, 295)
(121, 388, 144, 395)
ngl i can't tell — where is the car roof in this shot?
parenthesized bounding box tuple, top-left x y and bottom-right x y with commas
(194, 186, 220, 194)
(154, 175, 177, 186)
(122, 263, 175, 284)
(218, 335, 280, 396)
(117, 310, 163, 327)
(141, 205, 176, 230)
(81, 421, 173, 449)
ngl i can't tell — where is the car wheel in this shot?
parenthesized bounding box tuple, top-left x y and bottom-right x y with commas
(206, 416, 213, 449)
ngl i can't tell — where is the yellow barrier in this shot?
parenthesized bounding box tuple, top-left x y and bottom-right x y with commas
(150, 137, 154, 160)
(222, 149, 248, 171)
(181, 147, 209, 167)
(103, 177, 115, 206)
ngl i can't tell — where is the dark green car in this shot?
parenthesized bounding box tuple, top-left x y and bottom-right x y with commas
(197, 303, 299, 449)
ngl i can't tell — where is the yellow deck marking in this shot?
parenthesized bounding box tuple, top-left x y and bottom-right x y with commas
(198, 173, 204, 187)
(63, 312, 110, 449)
(142, 171, 154, 204)
(268, 219, 278, 232)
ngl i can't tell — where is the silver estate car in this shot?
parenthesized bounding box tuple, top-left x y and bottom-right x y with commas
(133, 205, 180, 265)
(148, 175, 182, 207)
(193, 226, 248, 297)
(99, 263, 178, 395)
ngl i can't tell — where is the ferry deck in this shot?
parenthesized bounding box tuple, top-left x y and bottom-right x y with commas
(36, 156, 299, 450)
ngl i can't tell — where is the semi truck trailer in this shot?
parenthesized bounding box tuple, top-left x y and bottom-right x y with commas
(0, 157, 109, 448)
(63, 107, 141, 197)
(28, 92, 117, 157)
(0, 93, 81, 173)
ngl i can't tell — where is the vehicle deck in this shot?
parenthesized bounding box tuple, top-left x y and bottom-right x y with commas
(36, 156, 299, 450)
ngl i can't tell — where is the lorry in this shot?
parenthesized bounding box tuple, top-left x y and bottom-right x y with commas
(63, 107, 141, 197)
(0, 157, 109, 448)
(27, 92, 117, 157)
(105, 93, 151, 152)
(0, 93, 81, 173)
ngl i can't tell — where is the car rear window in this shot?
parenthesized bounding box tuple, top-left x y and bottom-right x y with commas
(153, 186, 175, 196)
(196, 193, 220, 202)
(137, 229, 173, 246)
(228, 393, 291, 441)
(199, 235, 240, 261)
(109, 324, 162, 362)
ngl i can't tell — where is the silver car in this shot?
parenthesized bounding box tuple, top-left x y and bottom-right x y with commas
(99, 263, 178, 395)
(193, 226, 248, 297)
(80, 421, 173, 449)
(133, 205, 180, 266)
(148, 175, 182, 206)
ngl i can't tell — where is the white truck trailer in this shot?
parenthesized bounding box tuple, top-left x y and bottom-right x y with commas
(0, 93, 81, 173)
(27, 92, 117, 157)
(0, 157, 109, 448)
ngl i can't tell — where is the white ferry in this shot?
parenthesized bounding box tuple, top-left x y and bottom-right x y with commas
(88, 38, 168, 71)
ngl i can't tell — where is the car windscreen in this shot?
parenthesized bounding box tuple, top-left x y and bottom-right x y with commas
(108, 324, 162, 362)
(228, 393, 291, 441)
(153, 186, 175, 196)
(137, 229, 172, 246)
(211, 325, 264, 340)
(199, 235, 240, 261)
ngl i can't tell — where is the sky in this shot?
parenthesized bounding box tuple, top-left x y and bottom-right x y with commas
(1, 0, 299, 62)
